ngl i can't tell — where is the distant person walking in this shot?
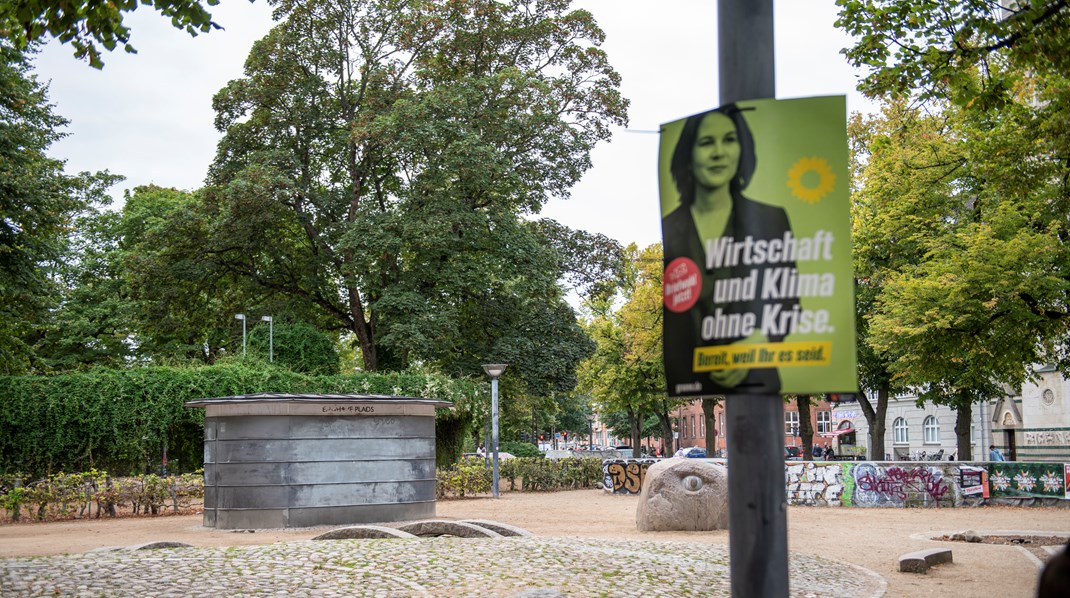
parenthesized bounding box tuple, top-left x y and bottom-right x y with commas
(989, 445, 1006, 461)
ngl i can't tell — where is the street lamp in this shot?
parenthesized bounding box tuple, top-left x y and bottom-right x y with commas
(261, 316, 273, 362)
(234, 314, 246, 356)
(482, 363, 507, 499)
(587, 414, 595, 450)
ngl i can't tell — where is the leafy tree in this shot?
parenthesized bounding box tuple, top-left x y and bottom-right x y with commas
(196, 0, 626, 384)
(247, 320, 339, 375)
(852, 93, 1070, 459)
(843, 2, 1070, 459)
(1, 0, 223, 68)
(579, 244, 684, 457)
(29, 206, 137, 371)
(0, 41, 119, 373)
(115, 184, 341, 364)
(838, 0, 1070, 108)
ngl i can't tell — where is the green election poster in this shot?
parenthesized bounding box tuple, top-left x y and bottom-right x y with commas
(660, 96, 858, 397)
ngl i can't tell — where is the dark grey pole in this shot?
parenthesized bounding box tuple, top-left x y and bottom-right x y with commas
(490, 375, 500, 499)
(718, 1, 789, 597)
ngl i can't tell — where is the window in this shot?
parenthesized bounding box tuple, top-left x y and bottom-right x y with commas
(691, 415, 696, 439)
(893, 417, 908, 444)
(923, 416, 940, 444)
(785, 411, 799, 436)
(700, 415, 706, 438)
(817, 411, 831, 434)
(680, 416, 687, 439)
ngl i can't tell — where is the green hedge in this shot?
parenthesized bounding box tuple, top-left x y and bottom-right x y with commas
(437, 456, 604, 497)
(0, 361, 482, 477)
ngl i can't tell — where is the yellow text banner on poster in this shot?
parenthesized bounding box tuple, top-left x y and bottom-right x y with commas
(692, 342, 832, 372)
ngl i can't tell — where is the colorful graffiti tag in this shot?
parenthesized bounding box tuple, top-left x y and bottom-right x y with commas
(850, 463, 955, 507)
(602, 459, 659, 494)
(785, 463, 844, 505)
(988, 462, 1068, 499)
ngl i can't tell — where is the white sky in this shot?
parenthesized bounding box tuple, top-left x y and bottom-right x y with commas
(32, 0, 876, 250)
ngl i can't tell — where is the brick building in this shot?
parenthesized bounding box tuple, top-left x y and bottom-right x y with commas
(665, 397, 836, 457)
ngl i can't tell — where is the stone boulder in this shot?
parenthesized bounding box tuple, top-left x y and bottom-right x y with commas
(636, 457, 729, 532)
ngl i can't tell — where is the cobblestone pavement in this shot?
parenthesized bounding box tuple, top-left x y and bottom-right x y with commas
(1, 537, 884, 597)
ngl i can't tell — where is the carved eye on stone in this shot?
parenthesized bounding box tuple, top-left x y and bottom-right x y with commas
(683, 475, 704, 492)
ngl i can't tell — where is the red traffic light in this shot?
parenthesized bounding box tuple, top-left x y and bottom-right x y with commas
(539, 434, 544, 441)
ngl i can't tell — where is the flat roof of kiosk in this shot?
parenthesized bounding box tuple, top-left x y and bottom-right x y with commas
(185, 392, 453, 408)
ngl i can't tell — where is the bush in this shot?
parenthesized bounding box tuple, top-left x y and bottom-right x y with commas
(499, 457, 603, 492)
(436, 457, 492, 498)
(0, 471, 204, 521)
(500, 441, 542, 458)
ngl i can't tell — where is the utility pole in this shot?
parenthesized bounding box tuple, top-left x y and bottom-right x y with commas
(719, 1, 789, 596)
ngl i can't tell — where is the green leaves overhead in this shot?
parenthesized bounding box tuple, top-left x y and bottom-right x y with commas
(838, 0, 1070, 106)
(0, 0, 222, 68)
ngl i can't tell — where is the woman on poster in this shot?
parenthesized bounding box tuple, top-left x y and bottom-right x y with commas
(662, 104, 798, 396)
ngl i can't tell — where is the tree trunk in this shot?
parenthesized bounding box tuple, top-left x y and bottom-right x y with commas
(955, 397, 973, 461)
(797, 395, 813, 459)
(628, 409, 642, 458)
(656, 411, 674, 457)
(348, 285, 377, 371)
(702, 398, 720, 457)
(858, 385, 888, 461)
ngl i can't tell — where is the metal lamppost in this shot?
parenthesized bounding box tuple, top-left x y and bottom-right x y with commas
(482, 364, 507, 499)
(261, 316, 273, 362)
(234, 314, 246, 356)
(587, 414, 595, 450)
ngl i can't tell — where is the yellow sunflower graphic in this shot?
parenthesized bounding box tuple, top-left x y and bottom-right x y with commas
(787, 156, 835, 204)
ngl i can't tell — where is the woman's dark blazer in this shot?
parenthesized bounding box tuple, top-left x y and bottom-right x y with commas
(662, 194, 797, 396)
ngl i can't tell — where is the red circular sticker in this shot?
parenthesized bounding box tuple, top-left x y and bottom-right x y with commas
(663, 257, 701, 313)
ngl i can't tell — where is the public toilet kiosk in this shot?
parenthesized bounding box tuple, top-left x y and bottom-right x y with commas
(185, 392, 451, 529)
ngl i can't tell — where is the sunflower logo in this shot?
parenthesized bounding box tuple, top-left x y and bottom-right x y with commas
(787, 156, 836, 204)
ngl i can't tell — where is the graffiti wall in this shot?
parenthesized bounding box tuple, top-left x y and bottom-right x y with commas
(605, 458, 1070, 506)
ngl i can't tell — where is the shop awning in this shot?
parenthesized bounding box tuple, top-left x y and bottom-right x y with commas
(819, 428, 854, 438)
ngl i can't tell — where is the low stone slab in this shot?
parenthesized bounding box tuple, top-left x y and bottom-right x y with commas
(899, 548, 953, 573)
(312, 525, 418, 540)
(395, 520, 503, 538)
(458, 520, 533, 537)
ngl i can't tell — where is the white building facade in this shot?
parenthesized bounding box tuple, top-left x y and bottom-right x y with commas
(992, 365, 1070, 462)
(832, 365, 1070, 463)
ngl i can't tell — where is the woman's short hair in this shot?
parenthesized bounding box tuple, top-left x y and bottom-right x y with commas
(669, 104, 757, 207)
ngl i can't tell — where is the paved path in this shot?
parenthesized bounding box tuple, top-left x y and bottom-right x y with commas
(1, 537, 885, 597)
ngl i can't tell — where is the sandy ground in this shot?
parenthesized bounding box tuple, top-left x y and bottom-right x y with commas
(2, 490, 1068, 597)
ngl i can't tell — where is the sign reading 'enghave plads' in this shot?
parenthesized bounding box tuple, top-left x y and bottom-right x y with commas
(660, 96, 858, 397)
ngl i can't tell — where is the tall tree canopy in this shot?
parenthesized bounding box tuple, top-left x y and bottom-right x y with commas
(144, 0, 626, 396)
(0, 41, 118, 373)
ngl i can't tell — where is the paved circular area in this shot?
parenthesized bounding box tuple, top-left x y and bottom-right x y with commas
(2, 537, 884, 597)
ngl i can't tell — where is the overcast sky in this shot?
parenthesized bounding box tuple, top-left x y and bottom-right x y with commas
(32, 0, 877, 250)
